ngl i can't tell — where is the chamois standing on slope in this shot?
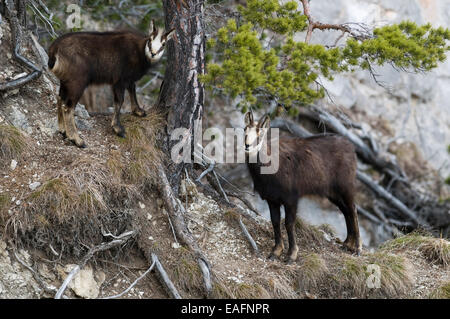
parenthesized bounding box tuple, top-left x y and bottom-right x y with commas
(244, 111, 361, 263)
(48, 21, 175, 148)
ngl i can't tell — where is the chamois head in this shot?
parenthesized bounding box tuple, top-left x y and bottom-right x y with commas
(244, 111, 270, 155)
(145, 20, 175, 63)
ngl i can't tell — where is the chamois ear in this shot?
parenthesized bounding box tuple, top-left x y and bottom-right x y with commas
(244, 110, 254, 126)
(258, 114, 270, 130)
(149, 19, 158, 38)
(164, 28, 176, 42)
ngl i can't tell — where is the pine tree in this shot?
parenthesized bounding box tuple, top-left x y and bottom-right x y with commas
(202, 0, 450, 116)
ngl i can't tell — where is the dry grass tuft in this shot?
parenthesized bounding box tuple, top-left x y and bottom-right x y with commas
(367, 251, 413, 298)
(382, 232, 450, 267)
(118, 110, 164, 188)
(0, 124, 27, 167)
(258, 272, 298, 298)
(325, 250, 412, 298)
(428, 281, 450, 299)
(296, 252, 329, 294)
(8, 158, 137, 256)
(5, 110, 165, 257)
(170, 247, 205, 295)
(229, 282, 271, 299)
(295, 218, 326, 247)
(223, 209, 241, 225)
(0, 192, 11, 224)
(418, 238, 449, 267)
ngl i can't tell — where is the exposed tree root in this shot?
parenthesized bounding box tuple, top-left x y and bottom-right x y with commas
(157, 166, 213, 297)
(151, 253, 182, 299)
(54, 230, 136, 299)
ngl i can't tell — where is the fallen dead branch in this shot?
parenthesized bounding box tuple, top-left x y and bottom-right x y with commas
(238, 217, 259, 254)
(356, 171, 428, 227)
(54, 230, 136, 299)
(151, 253, 182, 299)
(102, 259, 156, 299)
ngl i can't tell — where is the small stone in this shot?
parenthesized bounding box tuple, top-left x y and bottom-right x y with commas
(29, 182, 41, 191)
(171, 242, 181, 249)
(138, 202, 145, 209)
(148, 236, 154, 241)
(10, 160, 17, 171)
(147, 213, 152, 220)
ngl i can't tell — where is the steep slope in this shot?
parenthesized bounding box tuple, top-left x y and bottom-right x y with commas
(0, 9, 448, 300)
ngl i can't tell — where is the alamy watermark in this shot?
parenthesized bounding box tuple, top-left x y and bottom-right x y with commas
(366, 264, 381, 289)
(66, 4, 81, 28)
(170, 120, 280, 174)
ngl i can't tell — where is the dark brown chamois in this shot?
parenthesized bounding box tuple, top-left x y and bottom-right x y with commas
(47, 21, 174, 147)
(244, 111, 361, 263)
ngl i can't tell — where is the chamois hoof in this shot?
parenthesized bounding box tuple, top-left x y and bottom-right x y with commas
(112, 125, 126, 138)
(133, 109, 147, 117)
(70, 139, 87, 149)
(285, 258, 295, 265)
(268, 254, 278, 261)
(342, 241, 362, 256)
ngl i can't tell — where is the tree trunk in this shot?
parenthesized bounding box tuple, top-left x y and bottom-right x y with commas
(157, 0, 206, 194)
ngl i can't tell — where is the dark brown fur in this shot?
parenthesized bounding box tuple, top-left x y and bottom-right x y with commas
(245, 114, 361, 263)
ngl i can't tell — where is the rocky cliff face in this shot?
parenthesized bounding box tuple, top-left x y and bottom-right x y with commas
(307, 0, 450, 179)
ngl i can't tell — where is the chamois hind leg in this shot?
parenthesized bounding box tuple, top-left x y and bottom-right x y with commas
(329, 195, 361, 255)
(128, 83, 146, 117)
(284, 203, 299, 264)
(61, 81, 86, 148)
(267, 201, 284, 260)
(112, 83, 126, 137)
(57, 84, 68, 138)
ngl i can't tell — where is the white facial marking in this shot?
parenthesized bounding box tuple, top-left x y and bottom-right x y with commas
(146, 29, 165, 63)
(245, 127, 258, 148)
(245, 123, 269, 156)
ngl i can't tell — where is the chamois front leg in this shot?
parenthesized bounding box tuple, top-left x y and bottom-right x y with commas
(63, 106, 86, 148)
(128, 83, 146, 117)
(57, 97, 66, 138)
(60, 81, 86, 148)
(267, 201, 284, 260)
(284, 203, 299, 264)
(112, 84, 126, 137)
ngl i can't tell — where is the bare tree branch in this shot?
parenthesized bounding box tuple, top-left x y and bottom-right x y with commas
(0, 0, 42, 91)
(102, 259, 156, 299)
(300, 0, 372, 43)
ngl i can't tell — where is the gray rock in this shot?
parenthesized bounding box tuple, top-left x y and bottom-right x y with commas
(9, 106, 32, 134)
(29, 182, 41, 191)
(10, 159, 17, 171)
(75, 104, 90, 119)
(64, 265, 101, 299)
(0, 240, 42, 298)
